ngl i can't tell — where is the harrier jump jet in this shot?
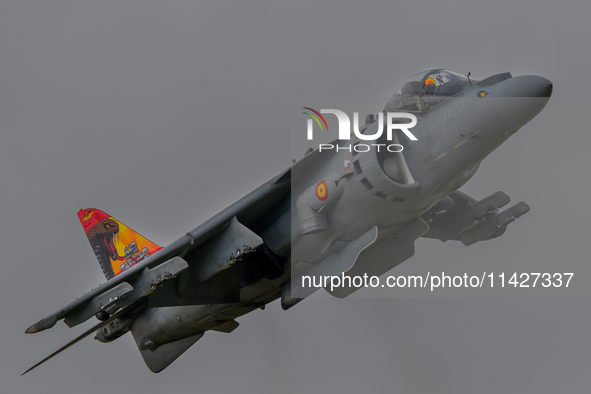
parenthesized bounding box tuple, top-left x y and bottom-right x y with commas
(24, 69, 552, 374)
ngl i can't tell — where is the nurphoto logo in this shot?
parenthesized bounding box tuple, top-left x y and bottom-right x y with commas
(302, 107, 418, 152)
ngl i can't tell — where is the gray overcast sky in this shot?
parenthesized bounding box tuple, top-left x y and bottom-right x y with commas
(2, 1, 591, 393)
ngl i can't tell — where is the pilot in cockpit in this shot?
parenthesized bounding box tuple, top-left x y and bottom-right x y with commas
(422, 80, 436, 110)
(387, 69, 471, 114)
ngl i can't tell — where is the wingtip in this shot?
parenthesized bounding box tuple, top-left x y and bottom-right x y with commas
(25, 315, 58, 334)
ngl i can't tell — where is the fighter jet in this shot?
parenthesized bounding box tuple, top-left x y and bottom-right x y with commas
(23, 69, 552, 374)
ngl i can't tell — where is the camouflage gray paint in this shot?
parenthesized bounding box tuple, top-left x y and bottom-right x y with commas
(23, 69, 551, 374)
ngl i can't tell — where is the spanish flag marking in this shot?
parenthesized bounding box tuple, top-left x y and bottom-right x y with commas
(315, 180, 329, 201)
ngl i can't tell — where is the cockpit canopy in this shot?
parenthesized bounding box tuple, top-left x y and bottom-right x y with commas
(386, 69, 470, 113)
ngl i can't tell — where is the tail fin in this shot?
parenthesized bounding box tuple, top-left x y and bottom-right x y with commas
(77, 208, 162, 280)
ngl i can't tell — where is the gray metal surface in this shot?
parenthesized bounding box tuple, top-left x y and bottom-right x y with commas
(24, 68, 552, 374)
(193, 216, 263, 282)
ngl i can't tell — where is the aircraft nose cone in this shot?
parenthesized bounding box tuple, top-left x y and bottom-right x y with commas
(493, 75, 552, 98)
(527, 76, 552, 98)
(491, 75, 552, 127)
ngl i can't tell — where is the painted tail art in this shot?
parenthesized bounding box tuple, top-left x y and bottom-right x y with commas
(77, 208, 162, 280)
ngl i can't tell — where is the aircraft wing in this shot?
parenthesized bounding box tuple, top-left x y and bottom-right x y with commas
(25, 170, 291, 335)
(420, 190, 530, 246)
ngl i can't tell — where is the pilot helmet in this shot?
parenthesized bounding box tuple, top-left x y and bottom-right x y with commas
(423, 80, 436, 96)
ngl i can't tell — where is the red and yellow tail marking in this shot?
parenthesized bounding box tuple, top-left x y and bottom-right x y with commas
(77, 208, 162, 279)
